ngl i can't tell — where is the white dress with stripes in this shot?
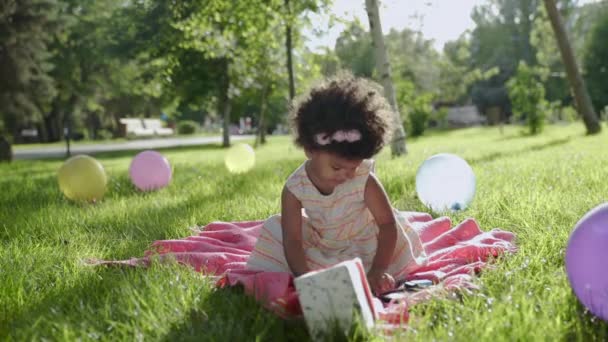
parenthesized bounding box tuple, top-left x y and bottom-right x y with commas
(245, 159, 427, 280)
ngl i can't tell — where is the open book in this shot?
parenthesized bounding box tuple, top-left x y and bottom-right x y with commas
(294, 258, 377, 340)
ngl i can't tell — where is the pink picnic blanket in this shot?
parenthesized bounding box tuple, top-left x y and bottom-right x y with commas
(90, 212, 516, 325)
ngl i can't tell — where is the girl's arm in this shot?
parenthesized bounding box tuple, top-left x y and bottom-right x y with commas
(364, 174, 398, 276)
(281, 186, 309, 276)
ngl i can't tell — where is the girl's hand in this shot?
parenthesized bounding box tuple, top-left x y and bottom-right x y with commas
(367, 269, 395, 295)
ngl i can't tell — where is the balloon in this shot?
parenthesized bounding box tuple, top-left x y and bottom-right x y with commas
(129, 150, 172, 191)
(57, 155, 107, 201)
(415, 153, 476, 212)
(566, 203, 608, 321)
(225, 143, 255, 173)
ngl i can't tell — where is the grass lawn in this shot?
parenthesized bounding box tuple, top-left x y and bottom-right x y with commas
(1, 124, 607, 341)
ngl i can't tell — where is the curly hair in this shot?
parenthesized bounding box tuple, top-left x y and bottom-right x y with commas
(290, 73, 394, 160)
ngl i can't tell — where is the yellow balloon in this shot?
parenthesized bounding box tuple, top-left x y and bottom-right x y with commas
(57, 155, 107, 201)
(224, 143, 255, 173)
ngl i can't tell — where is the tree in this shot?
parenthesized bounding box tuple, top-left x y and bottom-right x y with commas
(530, 2, 570, 105)
(543, 0, 600, 134)
(0, 0, 60, 152)
(467, 0, 542, 118)
(570, 1, 608, 59)
(45, 0, 120, 144)
(285, 0, 296, 100)
(384, 28, 439, 95)
(507, 61, 546, 134)
(283, 0, 333, 100)
(241, 27, 286, 145)
(468, 2, 537, 105)
(335, 20, 375, 78)
(438, 33, 475, 104)
(309, 48, 340, 77)
(365, 0, 406, 156)
(583, 8, 608, 115)
(172, 0, 286, 147)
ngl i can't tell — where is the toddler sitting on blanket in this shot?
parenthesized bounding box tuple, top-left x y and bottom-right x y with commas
(246, 73, 427, 294)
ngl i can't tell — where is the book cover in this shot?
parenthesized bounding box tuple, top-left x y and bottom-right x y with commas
(294, 258, 376, 340)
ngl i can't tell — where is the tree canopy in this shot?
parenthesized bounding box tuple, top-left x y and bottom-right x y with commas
(1, 0, 606, 146)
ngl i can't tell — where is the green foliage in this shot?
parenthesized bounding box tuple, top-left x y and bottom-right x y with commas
(561, 105, 578, 123)
(507, 62, 546, 134)
(438, 35, 473, 104)
(543, 101, 579, 124)
(408, 97, 433, 137)
(95, 129, 114, 141)
(385, 29, 440, 95)
(530, 2, 573, 105)
(309, 48, 341, 78)
(395, 79, 416, 116)
(0, 0, 60, 135)
(335, 20, 375, 78)
(432, 107, 450, 129)
(177, 120, 199, 135)
(583, 8, 608, 114)
(333, 21, 439, 100)
(439, 33, 500, 105)
(3, 0, 603, 145)
(1, 0, 332, 144)
(467, 0, 578, 115)
(570, 0, 607, 61)
(396, 79, 434, 137)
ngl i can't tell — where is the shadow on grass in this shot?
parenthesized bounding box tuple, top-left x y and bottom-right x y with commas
(3, 258, 306, 341)
(377, 135, 574, 216)
(161, 286, 309, 342)
(1, 144, 296, 242)
(54, 160, 287, 259)
(493, 129, 538, 141)
(468, 136, 572, 165)
(1, 153, 353, 340)
(4, 265, 301, 341)
(2, 267, 140, 339)
(162, 287, 377, 342)
(0, 143, 227, 216)
(89, 175, 259, 258)
(93, 142, 228, 160)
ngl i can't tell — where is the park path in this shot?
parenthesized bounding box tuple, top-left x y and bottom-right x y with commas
(14, 135, 254, 160)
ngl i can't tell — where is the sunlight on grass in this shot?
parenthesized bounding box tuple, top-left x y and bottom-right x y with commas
(1, 125, 607, 340)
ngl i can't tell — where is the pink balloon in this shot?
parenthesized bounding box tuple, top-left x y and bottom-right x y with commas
(129, 150, 172, 191)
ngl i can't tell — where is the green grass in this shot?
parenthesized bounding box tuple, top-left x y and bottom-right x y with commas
(2, 124, 608, 341)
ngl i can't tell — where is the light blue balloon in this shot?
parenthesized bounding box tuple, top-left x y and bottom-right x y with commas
(415, 153, 476, 212)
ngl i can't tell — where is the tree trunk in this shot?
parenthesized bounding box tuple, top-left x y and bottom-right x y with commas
(219, 59, 231, 147)
(256, 84, 270, 147)
(543, 0, 601, 134)
(285, 0, 295, 100)
(64, 93, 78, 158)
(42, 100, 63, 142)
(365, 0, 407, 156)
(0, 135, 12, 162)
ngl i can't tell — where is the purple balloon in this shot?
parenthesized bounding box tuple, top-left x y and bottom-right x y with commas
(566, 202, 608, 321)
(129, 150, 172, 191)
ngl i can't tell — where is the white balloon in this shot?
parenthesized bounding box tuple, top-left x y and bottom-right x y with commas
(415, 153, 476, 212)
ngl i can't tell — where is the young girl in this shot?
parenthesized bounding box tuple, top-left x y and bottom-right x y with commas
(246, 74, 426, 294)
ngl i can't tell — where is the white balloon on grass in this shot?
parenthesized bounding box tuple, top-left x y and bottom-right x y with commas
(415, 153, 476, 212)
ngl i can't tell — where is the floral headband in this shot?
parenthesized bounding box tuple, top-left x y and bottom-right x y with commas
(314, 129, 361, 146)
